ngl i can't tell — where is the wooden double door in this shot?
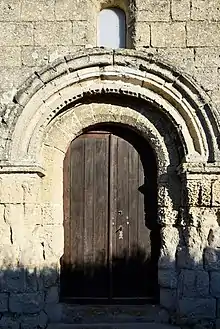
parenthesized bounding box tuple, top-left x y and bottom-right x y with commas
(62, 130, 157, 303)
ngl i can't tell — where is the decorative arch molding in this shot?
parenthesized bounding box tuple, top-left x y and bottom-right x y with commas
(1, 48, 220, 173)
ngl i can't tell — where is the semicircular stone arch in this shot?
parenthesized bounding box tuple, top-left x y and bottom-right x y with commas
(3, 48, 219, 171)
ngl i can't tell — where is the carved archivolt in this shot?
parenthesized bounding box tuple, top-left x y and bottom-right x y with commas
(2, 48, 219, 172)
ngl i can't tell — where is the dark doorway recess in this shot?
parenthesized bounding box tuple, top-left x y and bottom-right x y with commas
(60, 124, 160, 304)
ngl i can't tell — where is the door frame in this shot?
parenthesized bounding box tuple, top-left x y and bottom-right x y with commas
(60, 123, 160, 304)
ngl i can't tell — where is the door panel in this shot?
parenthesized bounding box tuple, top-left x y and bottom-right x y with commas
(111, 136, 151, 300)
(63, 133, 110, 300)
(62, 131, 155, 303)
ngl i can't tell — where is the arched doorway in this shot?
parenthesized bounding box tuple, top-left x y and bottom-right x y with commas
(61, 124, 160, 304)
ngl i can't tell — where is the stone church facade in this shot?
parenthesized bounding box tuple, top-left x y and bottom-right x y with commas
(1, 0, 220, 328)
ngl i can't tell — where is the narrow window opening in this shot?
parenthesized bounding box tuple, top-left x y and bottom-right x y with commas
(97, 8, 126, 48)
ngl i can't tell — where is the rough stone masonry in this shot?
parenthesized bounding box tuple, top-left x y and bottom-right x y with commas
(1, 0, 220, 328)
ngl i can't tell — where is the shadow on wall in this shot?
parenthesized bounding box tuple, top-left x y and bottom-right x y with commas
(0, 245, 219, 328)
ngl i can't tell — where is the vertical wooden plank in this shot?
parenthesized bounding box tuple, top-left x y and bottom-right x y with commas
(69, 136, 85, 297)
(93, 133, 109, 297)
(63, 143, 71, 264)
(70, 137, 85, 265)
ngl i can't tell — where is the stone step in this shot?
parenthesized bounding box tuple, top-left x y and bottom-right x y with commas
(48, 324, 181, 329)
(60, 304, 169, 324)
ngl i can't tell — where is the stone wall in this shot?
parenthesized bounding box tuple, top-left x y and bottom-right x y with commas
(0, 0, 220, 110)
(0, 1, 220, 328)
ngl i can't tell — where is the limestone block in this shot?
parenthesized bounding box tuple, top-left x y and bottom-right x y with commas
(188, 207, 217, 228)
(0, 23, 34, 46)
(41, 203, 63, 225)
(158, 269, 177, 288)
(178, 298, 216, 319)
(21, 46, 48, 67)
(195, 48, 220, 68)
(151, 48, 194, 74)
(135, 22, 150, 47)
(72, 21, 89, 46)
(186, 179, 212, 207)
(35, 22, 72, 46)
(207, 227, 220, 248)
(217, 299, 220, 317)
(210, 272, 220, 297)
(4, 204, 24, 226)
(204, 247, 220, 270)
(21, 0, 55, 21)
(0, 0, 20, 21)
(44, 303, 62, 323)
(171, 0, 190, 21)
(0, 244, 20, 267)
(41, 267, 59, 288)
(159, 226, 179, 268)
(160, 288, 177, 311)
(9, 292, 44, 313)
(158, 206, 179, 225)
(0, 293, 8, 312)
(0, 316, 20, 329)
(43, 225, 64, 261)
(187, 22, 220, 47)
(0, 268, 26, 293)
(192, 67, 219, 91)
(45, 286, 59, 303)
(4, 204, 24, 247)
(25, 269, 38, 292)
(178, 270, 209, 297)
(191, 0, 220, 21)
(0, 175, 24, 203)
(24, 204, 42, 226)
(212, 180, 220, 206)
(0, 47, 21, 67)
(136, 0, 170, 20)
(20, 311, 48, 329)
(151, 22, 186, 47)
(176, 246, 204, 269)
(55, 0, 90, 21)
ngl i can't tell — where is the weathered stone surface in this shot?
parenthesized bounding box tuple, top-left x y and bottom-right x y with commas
(9, 292, 44, 313)
(136, 0, 170, 21)
(45, 286, 59, 303)
(191, 0, 220, 21)
(35, 22, 72, 46)
(20, 311, 48, 329)
(210, 272, 220, 297)
(171, 0, 190, 21)
(0, 293, 9, 312)
(159, 226, 179, 268)
(160, 288, 177, 311)
(158, 269, 177, 288)
(0, 23, 34, 46)
(178, 298, 216, 319)
(55, 0, 90, 21)
(151, 22, 186, 47)
(178, 270, 209, 297)
(187, 22, 220, 47)
(21, 0, 55, 21)
(0, 47, 21, 67)
(0, 269, 26, 293)
(204, 247, 220, 270)
(45, 303, 63, 323)
(0, 315, 20, 329)
(135, 22, 151, 47)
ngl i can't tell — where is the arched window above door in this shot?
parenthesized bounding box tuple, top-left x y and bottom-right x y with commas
(97, 8, 126, 48)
